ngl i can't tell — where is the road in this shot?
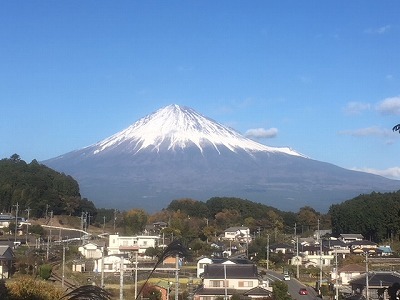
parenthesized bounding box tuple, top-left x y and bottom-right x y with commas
(262, 269, 320, 300)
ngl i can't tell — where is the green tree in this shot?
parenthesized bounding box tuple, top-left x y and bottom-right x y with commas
(29, 224, 46, 238)
(145, 247, 162, 259)
(272, 280, 291, 300)
(39, 264, 52, 280)
(167, 198, 209, 217)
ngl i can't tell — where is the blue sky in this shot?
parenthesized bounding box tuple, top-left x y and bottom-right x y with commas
(1, 1, 400, 179)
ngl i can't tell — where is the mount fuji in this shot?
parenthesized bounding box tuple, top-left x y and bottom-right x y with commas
(43, 104, 400, 212)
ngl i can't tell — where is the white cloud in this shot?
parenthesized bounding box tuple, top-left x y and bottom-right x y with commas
(338, 126, 392, 137)
(245, 127, 278, 139)
(376, 96, 400, 115)
(386, 74, 394, 80)
(343, 101, 370, 115)
(364, 25, 391, 34)
(352, 166, 400, 180)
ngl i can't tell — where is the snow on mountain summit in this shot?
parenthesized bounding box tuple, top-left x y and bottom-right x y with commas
(92, 104, 304, 157)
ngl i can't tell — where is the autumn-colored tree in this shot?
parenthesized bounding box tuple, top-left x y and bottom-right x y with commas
(215, 209, 241, 228)
(139, 276, 165, 298)
(6, 276, 63, 300)
(121, 209, 148, 235)
(202, 225, 216, 242)
(297, 206, 319, 234)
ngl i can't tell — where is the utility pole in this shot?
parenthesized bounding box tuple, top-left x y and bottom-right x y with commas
(62, 243, 69, 287)
(119, 255, 124, 300)
(101, 246, 105, 288)
(113, 209, 117, 233)
(46, 211, 53, 261)
(175, 254, 179, 300)
(266, 234, 270, 270)
(296, 235, 300, 279)
(335, 248, 339, 300)
(134, 251, 138, 299)
(366, 252, 369, 300)
(45, 204, 49, 220)
(223, 263, 227, 300)
(318, 219, 323, 295)
(14, 202, 19, 243)
(103, 216, 106, 233)
(25, 207, 31, 245)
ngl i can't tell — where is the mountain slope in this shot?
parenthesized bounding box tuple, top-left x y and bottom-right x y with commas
(43, 104, 400, 212)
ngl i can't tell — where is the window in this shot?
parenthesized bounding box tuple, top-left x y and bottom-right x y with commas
(210, 280, 224, 288)
(239, 281, 253, 287)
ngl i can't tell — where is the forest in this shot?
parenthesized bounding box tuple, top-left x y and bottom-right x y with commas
(1, 154, 400, 244)
(0, 154, 96, 218)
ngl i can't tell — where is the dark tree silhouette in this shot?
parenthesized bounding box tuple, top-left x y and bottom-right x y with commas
(393, 124, 400, 133)
(59, 285, 112, 300)
(136, 239, 188, 300)
(387, 282, 400, 300)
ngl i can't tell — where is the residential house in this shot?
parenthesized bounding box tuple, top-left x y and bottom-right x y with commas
(301, 244, 334, 267)
(269, 243, 294, 254)
(0, 214, 13, 229)
(197, 257, 253, 278)
(194, 264, 270, 300)
(108, 234, 159, 256)
(349, 240, 378, 254)
(322, 239, 350, 259)
(331, 264, 366, 286)
(0, 214, 26, 230)
(348, 271, 400, 300)
(0, 245, 15, 278)
(223, 227, 251, 242)
(144, 222, 168, 235)
(78, 242, 104, 259)
(93, 255, 131, 273)
(242, 286, 272, 299)
(197, 257, 213, 278)
(339, 234, 364, 244)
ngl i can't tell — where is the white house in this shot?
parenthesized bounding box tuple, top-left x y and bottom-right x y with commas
(338, 234, 364, 244)
(224, 227, 251, 242)
(331, 264, 366, 286)
(194, 264, 271, 300)
(301, 245, 334, 267)
(78, 242, 104, 259)
(93, 255, 131, 273)
(108, 234, 160, 256)
(197, 257, 213, 278)
(0, 215, 12, 229)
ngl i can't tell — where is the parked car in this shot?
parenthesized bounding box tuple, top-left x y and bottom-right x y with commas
(299, 288, 308, 295)
(284, 274, 290, 281)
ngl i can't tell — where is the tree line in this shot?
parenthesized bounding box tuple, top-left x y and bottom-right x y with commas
(0, 154, 96, 219)
(329, 190, 400, 242)
(2, 154, 399, 244)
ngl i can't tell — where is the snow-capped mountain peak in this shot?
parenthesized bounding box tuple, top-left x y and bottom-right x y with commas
(92, 104, 304, 157)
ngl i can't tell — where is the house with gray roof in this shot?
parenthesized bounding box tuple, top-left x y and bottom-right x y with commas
(0, 245, 15, 278)
(348, 271, 400, 300)
(194, 264, 266, 300)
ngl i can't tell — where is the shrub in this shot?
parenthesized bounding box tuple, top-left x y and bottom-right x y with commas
(7, 276, 63, 300)
(38, 264, 52, 280)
